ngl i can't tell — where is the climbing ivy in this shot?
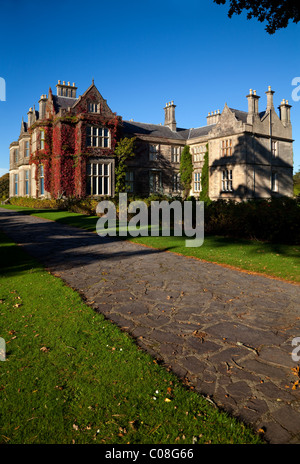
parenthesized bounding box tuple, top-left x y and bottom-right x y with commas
(199, 143, 210, 203)
(179, 145, 193, 199)
(114, 137, 136, 194)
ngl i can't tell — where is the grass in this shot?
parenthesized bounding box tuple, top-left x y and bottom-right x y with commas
(0, 230, 264, 444)
(1, 204, 299, 283)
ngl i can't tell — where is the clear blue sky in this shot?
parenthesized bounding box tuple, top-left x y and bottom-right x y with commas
(0, 0, 299, 176)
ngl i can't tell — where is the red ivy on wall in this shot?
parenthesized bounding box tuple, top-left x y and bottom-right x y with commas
(29, 112, 120, 199)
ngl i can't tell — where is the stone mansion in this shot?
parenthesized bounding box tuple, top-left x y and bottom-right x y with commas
(9, 80, 294, 201)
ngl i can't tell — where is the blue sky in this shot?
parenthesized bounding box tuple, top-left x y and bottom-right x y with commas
(0, 0, 299, 176)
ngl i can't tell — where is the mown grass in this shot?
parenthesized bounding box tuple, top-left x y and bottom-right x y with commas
(1, 204, 299, 283)
(0, 230, 264, 444)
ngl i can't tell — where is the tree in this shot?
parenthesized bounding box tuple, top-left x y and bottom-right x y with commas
(293, 168, 300, 196)
(114, 137, 136, 194)
(0, 173, 9, 199)
(199, 145, 211, 204)
(213, 0, 300, 34)
(179, 145, 193, 199)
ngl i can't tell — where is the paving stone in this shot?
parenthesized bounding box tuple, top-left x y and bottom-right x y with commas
(1, 207, 300, 444)
(271, 406, 300, 434)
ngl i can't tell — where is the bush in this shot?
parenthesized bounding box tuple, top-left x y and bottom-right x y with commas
(9, 196, 66, 210)
(204, 197, 300, 244)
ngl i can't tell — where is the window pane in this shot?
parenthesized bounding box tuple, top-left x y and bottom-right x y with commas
(92, 177, 97, 195)
(103, 177, 108, 195)
(87, 177, 91, 195)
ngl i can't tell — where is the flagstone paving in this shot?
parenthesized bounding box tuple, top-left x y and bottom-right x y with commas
(1, 207, 300, 444)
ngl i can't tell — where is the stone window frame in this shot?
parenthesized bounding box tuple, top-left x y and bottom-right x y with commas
(271, 140, 278, 158)
(220, 138, 233, 157)
(271, 172, 278, 192)
(171, 146, 181, 163)
(125, 170, 134, 193)
(88, 102, 99, 113)
(39, 165, 45, 196)
(86, 160, 112, 196)
(149, 144, 160, 161)
(25, 140, 30, 158)
(25, 169, 30, 195)
(14, 173, 18, 195)
(221, 169, 233, 192)
(14, 148, 19, 163)
(194, 171, 201, 192)
(172, 172, 181, 192)
(40, 130, 45, 150)
(149, 169, 162, 193)
(86, 125, 111, 149)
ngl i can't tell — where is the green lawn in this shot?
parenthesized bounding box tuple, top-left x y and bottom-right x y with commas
(0, 230, 263, 444)
(1, 204, 299, 283)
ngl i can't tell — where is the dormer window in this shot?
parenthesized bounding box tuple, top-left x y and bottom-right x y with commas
(88, 102, 98, 113)
(86, 126, 110, 148)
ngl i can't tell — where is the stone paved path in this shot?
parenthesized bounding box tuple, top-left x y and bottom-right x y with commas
(1, 207, 300, 444)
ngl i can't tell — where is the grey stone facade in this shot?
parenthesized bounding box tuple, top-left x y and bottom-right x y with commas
(9, 81, 294, 201)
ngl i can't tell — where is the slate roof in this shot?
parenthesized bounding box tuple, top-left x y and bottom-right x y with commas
(122, 120, 216, 141)
(229, 108, 248, 123)
(122, 120, 187, 140)
(52, 95, 78, 113)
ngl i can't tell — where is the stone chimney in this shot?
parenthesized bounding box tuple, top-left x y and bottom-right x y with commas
(56, 79, 77, 98)
(27, 107, 34, 127)
(206, 109, 221, 125)
(164, 101, 176, 131)
(38, 94, 47, 120)
(278, 98, 292, 126)
(246, 89, 260, 124)
(265, 85, 275, 111)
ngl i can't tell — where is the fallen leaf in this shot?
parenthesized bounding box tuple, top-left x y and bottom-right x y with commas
(40, 346, 50, 353)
